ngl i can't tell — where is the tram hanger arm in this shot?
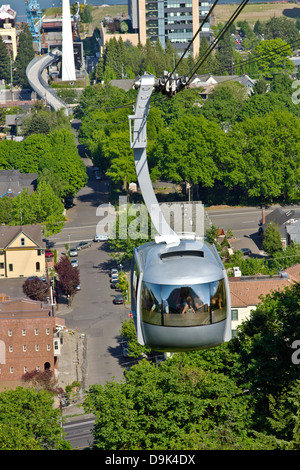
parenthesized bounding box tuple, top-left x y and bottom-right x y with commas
(129, 74, 185, 246)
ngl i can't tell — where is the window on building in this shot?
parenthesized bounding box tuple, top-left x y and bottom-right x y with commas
(24, 366, 28, 373)
(9, 346, 13, 352)
(36, 366, 40, 371)
(22, 329, 26, 336)
(231, 309, 238, 321)
(37, 249, 42, 256)
(20, 237, 25, 246)
(23, 345, 27, 352)
(35, 345, 39, 351)
(47, 344, 51, 351)
(8, 329, 12, 336)
(36, 262, 40, 272)
(0, 263, 4, 269)
(10, 367, 13, 374)
(35, 329, 38, 335)
(9, 264, 13, 272)
(46, 328, 50, 335)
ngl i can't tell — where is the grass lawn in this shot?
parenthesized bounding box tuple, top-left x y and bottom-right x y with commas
(213, 2, 300, 25)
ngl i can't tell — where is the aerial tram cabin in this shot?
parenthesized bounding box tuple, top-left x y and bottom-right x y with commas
(131, 238, 231, 352)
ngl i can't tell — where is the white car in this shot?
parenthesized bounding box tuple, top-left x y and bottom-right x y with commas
(69, 248, 78, 257)
(94, 235, 109, 242)
(71, 259, 78, 268)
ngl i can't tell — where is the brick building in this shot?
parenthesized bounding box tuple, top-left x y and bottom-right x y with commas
(0, 297, 65, 391)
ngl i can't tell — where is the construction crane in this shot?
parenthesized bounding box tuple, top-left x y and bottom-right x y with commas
(26, 0, 42, 53)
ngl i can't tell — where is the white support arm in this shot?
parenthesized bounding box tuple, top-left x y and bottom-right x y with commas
(129, 75, 180, 245)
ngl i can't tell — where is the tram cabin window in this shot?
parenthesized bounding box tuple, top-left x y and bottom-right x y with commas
(141, 279, 227, 327)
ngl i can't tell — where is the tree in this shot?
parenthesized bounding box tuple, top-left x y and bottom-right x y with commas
(0, 387, 70, 449)
(215, 29, 235, 74)
(151, 115, 226, 197)
(230, 283, 300, 440)
(83, 359, 257, 450)
(23, 277, 49, 301)
(55, 255, 80, 305)
(231, 111, 300, 203)
(200, 80, 248, 124)
(105, 130, 137, 194)
(13, 24, 35, 87)
(254, 19, 263, 35)
(264, 17, 300, 43)
(251, 38, 294, 80)
(0, 36, 11, 82)
(262, 222, 283, 255)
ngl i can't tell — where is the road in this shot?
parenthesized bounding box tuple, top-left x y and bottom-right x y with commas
(64, 417, 95, 450)
(48, 123, 135, 387)
(206, 205, 295, 254)
(26, 51, 69, 114)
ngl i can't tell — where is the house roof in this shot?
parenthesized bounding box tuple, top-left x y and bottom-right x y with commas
(0, 225, 45, 249)
(263, 207, 300, 227)
(286, 219, 300, 235)
(229, 268, 299, 307)
(0, 169, 38, 198)
(109, 79, 136, 92)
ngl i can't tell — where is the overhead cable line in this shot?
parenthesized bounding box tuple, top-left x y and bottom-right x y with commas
(168, 0, 220, 78)
(184, 0, 250, 86)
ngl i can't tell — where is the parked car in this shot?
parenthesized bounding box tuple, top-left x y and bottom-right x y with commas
(110, 279, 119, 289)
(94, 234, 109, 242)
(27, 276, 46, 282)
(121, 342, 129, 357)
(111, 273, 119, 280)
(110, 269, 118, 276)
(240, 248, 252, 256)
(76, 284, 81, 290)
(69, 248, 78, 257)
(76, 241, 91, 250)
(45, 249, 54, 258)
(95, 170, 101, 180)
(113, 295, 124, 304)
(71, 259, 78, 268)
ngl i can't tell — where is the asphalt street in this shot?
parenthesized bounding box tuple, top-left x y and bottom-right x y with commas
(48, 142, 133, 387)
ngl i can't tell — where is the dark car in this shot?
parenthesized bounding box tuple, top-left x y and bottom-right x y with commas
(113, 295, 124, 304)
(110, 279, 119, 289)
(76, 241, 91, 250)
(240, 248, 252, 256)
(27, 276, 46, 282)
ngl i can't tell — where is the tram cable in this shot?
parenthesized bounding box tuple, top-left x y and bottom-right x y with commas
(184, 0, 250, 87)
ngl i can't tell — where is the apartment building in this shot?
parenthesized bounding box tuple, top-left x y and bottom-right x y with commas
(0, 297, 65, 391)
(128, 0, 211, 57)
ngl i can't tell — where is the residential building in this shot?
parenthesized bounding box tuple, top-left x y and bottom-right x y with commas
(189, 73, 256, 98)
(0, 169, 37, 198)
(128, 0, 211, 57)
(0, 297, 65, 391)
(0, 4, 17, 60)
(0, 224, 46, 278)
(229, 264, 300, 335)
(262, 206, 300, 248)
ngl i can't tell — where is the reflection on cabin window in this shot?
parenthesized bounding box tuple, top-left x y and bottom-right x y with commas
(141, 280, 226, 327)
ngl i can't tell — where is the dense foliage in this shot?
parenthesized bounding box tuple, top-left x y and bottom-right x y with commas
(83, 283, 300, 450)
(0, 387, 70, 450)
(0, 128, 87, 233)
(78, 73, 300, 206)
